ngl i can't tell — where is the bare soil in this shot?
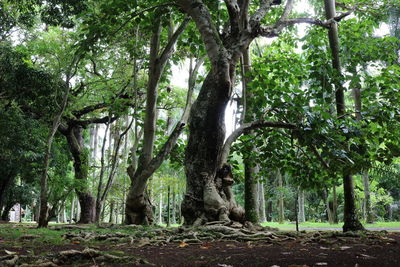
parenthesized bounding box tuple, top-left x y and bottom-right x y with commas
(0, 223, 399, 267)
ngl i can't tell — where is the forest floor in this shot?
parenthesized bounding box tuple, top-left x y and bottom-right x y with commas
(0, 222, 399, 267)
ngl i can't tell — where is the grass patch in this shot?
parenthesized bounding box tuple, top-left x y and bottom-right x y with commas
(261, 221, 400, 229)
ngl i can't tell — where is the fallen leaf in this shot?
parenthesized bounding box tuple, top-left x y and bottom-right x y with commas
(178, 242, 188, 248)
(200, 243, 212, 249)
(217, 264, 233, 267)
(340, 246, 351, 250)
(315, 263, 328, 266)
(319, 246, 329, 250)
(72, 240, 80, 245)
(4, 250, 17, 255)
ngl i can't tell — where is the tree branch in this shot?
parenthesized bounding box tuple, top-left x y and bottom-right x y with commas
(249, 0, 274, 29)
(159, 17, 190, 65)
(224, 0, 241, 37)
(258, 7, 354, 38)
(219, 120, 296, 166)
(178, 0, 223, 66)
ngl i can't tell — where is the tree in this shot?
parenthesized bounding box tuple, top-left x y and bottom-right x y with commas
(178, 0, 346, 225)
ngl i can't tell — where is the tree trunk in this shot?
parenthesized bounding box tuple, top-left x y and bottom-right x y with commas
(343, 173, 364, 231)
(70, 196, 75, 223)
(95, 122, 110, 223)
(266, 200, 273, 222)
(258, 182, 267, 223)
(353, 85, 373, 224)
(66, 125, 96, 224)
(158, 193, 163, 225)
(182, 64, 245, 225)
(298, 189, 305, 223)
(172, 189, 177, 224)
(332, 185, 338, 223)
(324, 0, 364, 232)
(1, 204, 12, 221)
(362, 171, 373, 223)
(167, 186, 171, 227)
(242, 47, 260, 224)
(125, 18, 189, 225)
(245, 163, 259, 223)
(277, 169, 284, 224)
(109, 201, 115, 224)
(325, 188, 334, 224)
(0, 177, 13, 214)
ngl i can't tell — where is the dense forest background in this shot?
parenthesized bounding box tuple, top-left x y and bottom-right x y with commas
(1, 0, 400, 232)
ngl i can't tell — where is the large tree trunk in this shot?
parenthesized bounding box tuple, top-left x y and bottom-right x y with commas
(182, 64, 244, 225)
(324, 0, 364, 232)
(66, 125, 96, 224)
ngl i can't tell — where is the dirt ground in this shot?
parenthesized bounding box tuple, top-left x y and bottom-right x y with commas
(0, 223, 399, 267)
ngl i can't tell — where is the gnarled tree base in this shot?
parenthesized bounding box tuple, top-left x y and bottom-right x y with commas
(182, 164, 245, 226)
(125, 192, 154, 225)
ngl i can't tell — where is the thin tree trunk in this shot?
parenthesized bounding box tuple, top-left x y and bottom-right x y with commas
(324, 0, 364, 232)
(158, 193, 163, 225)
(325, 188, 334, 224)
(353, 86, 373, 224)
(96, 122, 110, 223)
(109, 201, 115, 224)
(242, 47, 260, 224)
(70, 196, 75, 223)
(277, 169, 284, 224)
(167, 186, 171, 227)
(172, 188, 176, 224)
(258, 182, 266, 223)
(298, 189, 305, 223)
(333, 185, 338, 223)
(267, 200, 273, 222)
(125, 18, 190, 225)
(362, 171, 373, 223)
(38, 87, 71, 228)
